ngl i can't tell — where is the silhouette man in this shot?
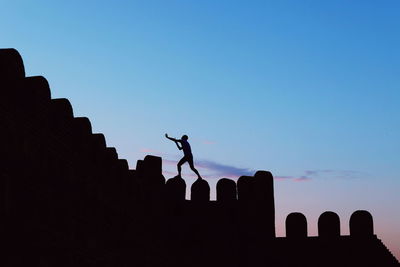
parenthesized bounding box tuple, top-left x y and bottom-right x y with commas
(165, 134, 202, 179)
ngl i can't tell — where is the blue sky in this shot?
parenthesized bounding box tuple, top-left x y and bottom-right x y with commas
(2, 0, 399, 259)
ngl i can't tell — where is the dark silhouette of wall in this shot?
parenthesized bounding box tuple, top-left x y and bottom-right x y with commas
(1, 48, 399, 266)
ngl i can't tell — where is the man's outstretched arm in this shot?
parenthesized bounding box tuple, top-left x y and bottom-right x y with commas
(165, 133, 177, 142)
(165, 134, 183, 150)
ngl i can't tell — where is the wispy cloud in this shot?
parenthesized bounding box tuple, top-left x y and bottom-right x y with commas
(294, 176, 312, 182)
(196, 159, 254, 178)
(201, 140, 216, 145)
(163, 159, 179, 166)
(158, 154, 364, 182)
(275, 176, 295, 181)
(276, 170, 365, 182)
(139, 148, 164, 156)
(303, 169, 365, 180)
(274, 175, 311, 182)
(162, 158, 253, 179)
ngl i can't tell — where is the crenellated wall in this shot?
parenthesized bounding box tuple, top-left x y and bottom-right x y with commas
(1, 49, 399, 267)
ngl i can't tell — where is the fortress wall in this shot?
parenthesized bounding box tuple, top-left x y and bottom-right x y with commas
(1, 49, 140, 264)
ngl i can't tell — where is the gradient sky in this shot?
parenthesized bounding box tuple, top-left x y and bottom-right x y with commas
(2, 0, 399, 260)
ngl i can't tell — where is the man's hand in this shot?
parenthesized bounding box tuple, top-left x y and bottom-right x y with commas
(165, 133, 176, 142)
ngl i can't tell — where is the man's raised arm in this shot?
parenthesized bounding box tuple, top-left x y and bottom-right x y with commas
(165, 133, 177, 142)
(165, 134, 182, 150)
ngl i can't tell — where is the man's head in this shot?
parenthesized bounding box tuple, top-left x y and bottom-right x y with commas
(182, 135, 188, 141)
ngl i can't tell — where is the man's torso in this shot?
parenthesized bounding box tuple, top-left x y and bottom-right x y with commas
(181, 140, 192, 156)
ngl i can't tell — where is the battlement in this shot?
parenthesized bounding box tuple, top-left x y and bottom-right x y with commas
(138, 154, 376, 240)
(1, 49, 398, 266)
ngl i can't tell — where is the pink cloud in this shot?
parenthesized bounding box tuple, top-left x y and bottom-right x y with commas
(293, 176, 312, 182)
(201, 140, 216, 145)
(275, 176, 294, 181)
(139, 148, 164, 156)
(163, 159, 178, 166)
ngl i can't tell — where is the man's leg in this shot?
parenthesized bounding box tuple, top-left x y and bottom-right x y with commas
(188, 157, 202, 179)
(177, 156, 187, 177)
